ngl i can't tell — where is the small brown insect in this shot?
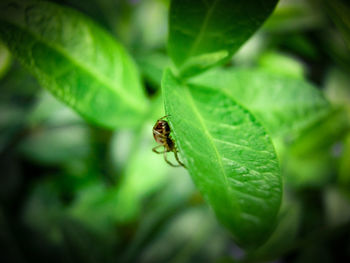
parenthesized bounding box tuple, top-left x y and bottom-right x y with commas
(152, 116, 185, 167)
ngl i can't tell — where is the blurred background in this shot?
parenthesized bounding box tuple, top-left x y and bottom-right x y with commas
(1, 0, 350, 262)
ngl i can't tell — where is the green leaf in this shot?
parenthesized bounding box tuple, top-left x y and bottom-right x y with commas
(246, 201, 301, 261)
(0, 1, 148, 129)
(339, 133, 350, 190)
(258, 51, 306, 79)
(136, 52, 172, 89)
(288, 108, 349, 156)
(263, 0, 324, 32)
(168, 0, 278, 77)
(190, 68, 330, 137)
(319, 0, 350, 49)
(0, 41, 11, 78)
(282, 108, 349, 188)
(162, 69, 282, 248)
(283, 151, 334, 189)
(324, 67, 350, 107)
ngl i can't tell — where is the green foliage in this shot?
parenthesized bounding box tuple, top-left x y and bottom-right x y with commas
(20, 124, 91, 164)
(18, 92, 90, 165)
(246, 200, 301, 261)
(283, 108, 349, 188)
(140, 206, 227, 263)
(320, 0, 350, 49)
(263, 0, 324, 32)
(162, 69, 282, 247)
(111, 123, 170, 222)
(190, 67, 330, 137)
(137, 52, 172, 89)
(168, 0, 278, 77)
(0, 0, 148, 129)
(1, 0, 350, 262)
(339, 133, 350, 190)
(325, 67, 350, 107)
(257, 51, 306, 79)
(0, 42, 11, 78)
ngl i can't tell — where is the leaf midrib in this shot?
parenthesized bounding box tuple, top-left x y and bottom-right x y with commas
(186, 0, 220, 60)
(1, 19, 145, 113)
(183, 85, 238, 212)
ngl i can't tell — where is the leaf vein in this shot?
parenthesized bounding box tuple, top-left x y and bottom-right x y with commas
(186, 0, 220, 59)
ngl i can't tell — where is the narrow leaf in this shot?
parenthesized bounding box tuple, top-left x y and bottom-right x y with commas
(191, 68, 330, 137)
(162, 69, 282, 248)
(320, 0, 350, 49)
(168, 0, 278, 77)
(339, 133, 350, 190)
(0, 41, 11, 78)
(0, 1, 148, 129)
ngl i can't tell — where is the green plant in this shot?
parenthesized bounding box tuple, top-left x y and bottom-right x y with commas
(1, 0, 349, 262)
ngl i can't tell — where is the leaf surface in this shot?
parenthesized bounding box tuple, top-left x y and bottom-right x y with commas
(136, 52, 171, 89)
(320, 0, 350, 49)
(0, 42, 11, 78)
(168, 0, 278, 77)
(0, 0, 148, 128)
(191, 68, 330, 136)
(162, 69, 282, 248)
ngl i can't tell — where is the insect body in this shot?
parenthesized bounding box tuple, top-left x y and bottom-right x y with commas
(152, 116, 185, 167)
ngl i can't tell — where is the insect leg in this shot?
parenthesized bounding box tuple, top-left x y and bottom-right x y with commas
(152, 145, 166, 154)
(153, 130, 170, 140)
(159, 115, 170, 120)
(163, 151, 181, 167)
(173, 150, 186, 168)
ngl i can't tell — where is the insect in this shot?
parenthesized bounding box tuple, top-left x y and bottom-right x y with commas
(152, 116, 185, 167)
